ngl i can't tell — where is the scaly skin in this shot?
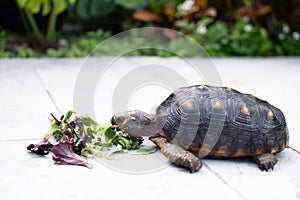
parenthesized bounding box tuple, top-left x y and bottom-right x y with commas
(150, 136, 202, 173)
(254, 153, 278, 171)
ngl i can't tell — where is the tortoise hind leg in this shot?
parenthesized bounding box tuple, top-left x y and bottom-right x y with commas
(254, 153, 278, 171)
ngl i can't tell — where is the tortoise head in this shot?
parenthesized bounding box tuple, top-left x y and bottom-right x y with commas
(111, 110, 165, 137)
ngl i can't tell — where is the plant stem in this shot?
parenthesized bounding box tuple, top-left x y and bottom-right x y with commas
(24, 8, 44, 46)
(46, 0, 58, 47)
(51, 113, 61, 124)
(16, 3, 33, 42)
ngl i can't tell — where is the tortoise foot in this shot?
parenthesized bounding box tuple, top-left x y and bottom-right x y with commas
(254, 153, 278, 171)
(162, 143, 202, 173)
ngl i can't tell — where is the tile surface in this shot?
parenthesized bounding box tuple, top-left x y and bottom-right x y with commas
(1, 58, 299, 200)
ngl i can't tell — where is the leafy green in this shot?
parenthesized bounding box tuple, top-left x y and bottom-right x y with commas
(63, 110, 74, 123)
(77, 115, 143, 158)
(27, 111, 144, 167)
(133, 148, 157, 155)
(52, 139, 93, 169)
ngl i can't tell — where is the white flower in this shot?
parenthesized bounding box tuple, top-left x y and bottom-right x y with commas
(179, 0, 194, 11)
(196, 26, 207, 34)
(244, 24, 253, 32)
(278, 33, 285, 40)
(282, 24, 290, 34)
(292, 32, 300, 40)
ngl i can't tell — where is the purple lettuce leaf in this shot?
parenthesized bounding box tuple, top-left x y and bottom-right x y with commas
(52, 139, 93, 169)
(27, 138, 51, 156)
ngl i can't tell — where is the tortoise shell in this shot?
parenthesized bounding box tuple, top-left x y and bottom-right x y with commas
(156, 85, 288, 158)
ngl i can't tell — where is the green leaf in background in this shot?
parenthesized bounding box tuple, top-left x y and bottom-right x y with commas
(42, 0, 51, 16)
(26, 0, 43, 14)
(55, 0, 68, 15)
(114, 0, 146, 10)
(16, 0, 29, 8)
(75, 0, 89, 20)
(19, 0, 69, 16)
(205, 21, 228, 43)
(133, 148, 157, 155)
(68, 0, 77, 4)
(148, 0, 167, 14)
(197, 16, 213, 28)
(90, 0, 114, 18)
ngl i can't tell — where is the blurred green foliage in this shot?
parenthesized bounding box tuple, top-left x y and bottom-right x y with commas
(192, 17, 278, 56)
(0, 29, 16, 57)
(1, 0, 300, 57)
(0, 27, 110, 57)
(16, 0, 76, 47)
(46, 29, 111, 57)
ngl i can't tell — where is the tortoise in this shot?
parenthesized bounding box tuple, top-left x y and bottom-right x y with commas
(111, 84, 288, 173)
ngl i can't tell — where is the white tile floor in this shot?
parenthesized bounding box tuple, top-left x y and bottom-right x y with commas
(1, 58, 300, 200)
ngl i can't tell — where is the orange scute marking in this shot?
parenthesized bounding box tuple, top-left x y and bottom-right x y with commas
(183, 102, 194, 109)
(159, 129, 166, 137)
(234, 149, 246, 157)
(187, 144, 200, 156)
(215, 146, 228, 156)
(199, 144, 212, 157)
(271, 147, 277, 153)
(242, 105, 249, 114)
(214, 101, 222, 109)
(255, 149, 263, 155)
(268, 109, 274, 118)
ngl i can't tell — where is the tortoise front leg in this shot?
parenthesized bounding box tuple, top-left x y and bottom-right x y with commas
(162, 142, 202, 173)
(149, 136, 202, 173)
(254, 153, 278, 171)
